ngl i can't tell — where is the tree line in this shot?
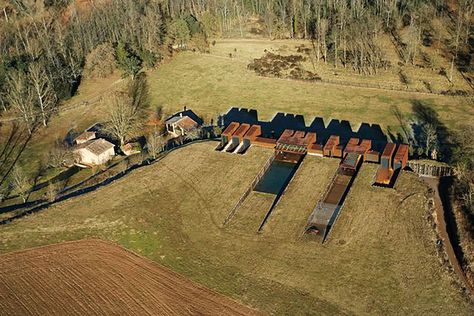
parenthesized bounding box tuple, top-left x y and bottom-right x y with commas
(0, 0, 207, 190)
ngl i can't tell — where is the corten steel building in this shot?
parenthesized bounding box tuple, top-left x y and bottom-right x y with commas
(375, 142, 397, 186)
(305, 152, 362, 242)
(218, 108, 409, 241)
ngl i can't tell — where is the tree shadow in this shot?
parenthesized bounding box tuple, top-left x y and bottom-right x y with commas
(411, 100, 454, 162)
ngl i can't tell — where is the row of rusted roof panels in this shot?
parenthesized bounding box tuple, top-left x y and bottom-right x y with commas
(222, 123, 408, 171)
(375, 143, 409, 185)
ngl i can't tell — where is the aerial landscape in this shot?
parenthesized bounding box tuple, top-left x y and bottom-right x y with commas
(0, 0, 473, 315)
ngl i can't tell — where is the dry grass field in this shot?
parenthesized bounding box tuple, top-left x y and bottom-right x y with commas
(149, 39, 474, 131)
(1, 142, 472, 315)
(0, 239, 261, 316)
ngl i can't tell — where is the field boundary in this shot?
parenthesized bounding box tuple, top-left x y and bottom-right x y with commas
(200, 52, 474, 99)
(0, 238, 263, 315)
(223, 151, 276, 226)
(0, 138, 219, 225)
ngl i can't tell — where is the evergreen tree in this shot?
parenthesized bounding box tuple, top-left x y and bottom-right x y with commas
(115, 41, 142, 79)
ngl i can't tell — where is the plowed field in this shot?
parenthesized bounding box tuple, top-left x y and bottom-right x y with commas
(0, 239, 262, 316)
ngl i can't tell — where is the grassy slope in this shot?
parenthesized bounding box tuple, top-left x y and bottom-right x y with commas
(148, 39, 474, 132)
(1, 142, 472, 315)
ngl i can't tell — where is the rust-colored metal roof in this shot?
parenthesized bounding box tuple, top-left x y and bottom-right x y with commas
(293, 130, 306, 139)
(305, 132, 317, 145)
(233, 123, 251, 140)
(222, 122, 240, 137)
(324, 135, 340, 150)
(382, 143, 397, 159)
(253, 137, 277, 148)
(277, 129, 294, 144)
(244, 125, 262, 140)
(375, 167, 393, 185)
(347, 138, 360, 146)
(276, 129, 316, 154)
(308, 143, 323, 154)
(394, 144, 409, 161)
(359, 139, 371, 151)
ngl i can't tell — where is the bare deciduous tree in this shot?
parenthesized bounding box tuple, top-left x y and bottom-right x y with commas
(184, 127, 202, 142)
(6, 71, 36, 134)
(46, 181, 58, 203)
(47, 141, 73, 169)
(146, 132, 165, 159)
(106, 94, 140, 146)
(29, 62, 57, 126)
(12, 165, 30, 203)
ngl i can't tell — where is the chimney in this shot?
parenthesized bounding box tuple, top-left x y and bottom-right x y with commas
(180, 113, 183, 117)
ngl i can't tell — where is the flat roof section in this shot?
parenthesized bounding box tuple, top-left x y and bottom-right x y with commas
(222, 122, 240, 137)
(394, 144, 409, 162)
(340, 152, 361, 170)
(382, 143, 397, 159)
(323, 174, 352, 205)
(233, 123, 251, 140)
(375, 167, 393, 185)
(244, 125, 262, 141)
(253, 137, 277, 148)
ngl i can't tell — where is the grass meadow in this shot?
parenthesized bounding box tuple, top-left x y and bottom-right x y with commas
(1, 142, 472, 315)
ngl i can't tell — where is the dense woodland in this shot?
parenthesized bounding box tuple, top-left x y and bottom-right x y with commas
(0, 0, 473, 283)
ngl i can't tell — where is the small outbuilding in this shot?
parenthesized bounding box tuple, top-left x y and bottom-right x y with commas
(74, 138, 115, 166)
(164, 108, 203, 137)
(74, 131, 96, 145)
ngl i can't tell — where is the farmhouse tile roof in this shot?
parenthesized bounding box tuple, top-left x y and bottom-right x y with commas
(74, 131, 96, 142)
(76, 138, 115, 156)
(175, 116, 200, 131)
(164, 109, 203, 126)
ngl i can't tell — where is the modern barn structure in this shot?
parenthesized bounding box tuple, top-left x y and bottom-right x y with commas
(219, 108, 409, 242)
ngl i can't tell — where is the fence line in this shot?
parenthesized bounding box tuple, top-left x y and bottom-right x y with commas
(0, 137, 217, 225)
(407, 161, 453, 178)
(222, 151, 276, 226)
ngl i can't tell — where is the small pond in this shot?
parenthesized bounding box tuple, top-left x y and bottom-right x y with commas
(254, 160, 297, 194)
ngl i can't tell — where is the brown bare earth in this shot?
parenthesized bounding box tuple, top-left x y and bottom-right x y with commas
(0, 239, 262, 316)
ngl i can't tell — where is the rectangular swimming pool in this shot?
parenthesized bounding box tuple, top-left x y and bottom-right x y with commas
(254, 160, 297, 194)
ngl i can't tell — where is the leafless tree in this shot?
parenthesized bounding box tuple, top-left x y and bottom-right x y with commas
(184, 127, 202, 142)
(12, 165, 30, 203)
(47, 141, 73, 169)
(46, 181, 58, 203)
(146, 132, 165, 159)
(6, 71, 36, 134)
(29, 62, 57, 126)
(422, 123, 438, 158)
(105, 94, 141, 146)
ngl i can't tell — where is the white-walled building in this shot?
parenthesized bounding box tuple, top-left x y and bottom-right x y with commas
(74, 138, 115, 165)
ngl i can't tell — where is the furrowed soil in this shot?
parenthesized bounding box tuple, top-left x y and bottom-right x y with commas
(0, 239, 262, 316)
(0, 142, 473, 315)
